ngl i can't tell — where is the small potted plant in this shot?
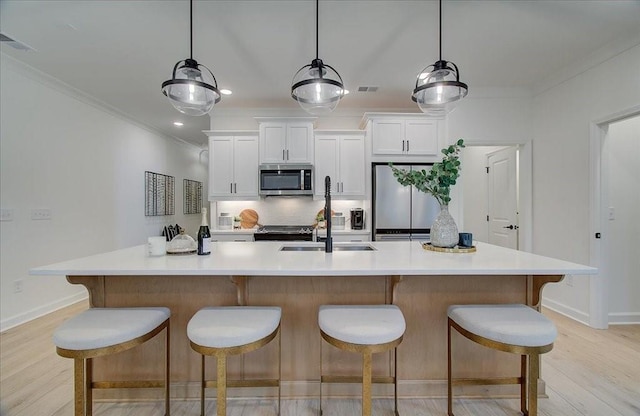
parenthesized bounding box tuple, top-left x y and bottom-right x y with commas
(390, 139, 465, 247)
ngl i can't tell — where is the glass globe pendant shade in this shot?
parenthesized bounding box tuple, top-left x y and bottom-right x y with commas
(291, 58, 345, 115)
(412, 60, 468, 115)
(162, 58, 221, 116)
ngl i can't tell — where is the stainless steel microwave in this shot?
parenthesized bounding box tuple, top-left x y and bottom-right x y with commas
(259, 164, 313, 196)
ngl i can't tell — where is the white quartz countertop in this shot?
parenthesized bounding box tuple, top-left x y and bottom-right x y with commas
(30, 241, 596, 277)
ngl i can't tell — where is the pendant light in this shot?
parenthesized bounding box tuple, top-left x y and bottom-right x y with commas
(291, 0, 345, 115)
(412, 0, 468, 115)
(162, 0, 221, 116)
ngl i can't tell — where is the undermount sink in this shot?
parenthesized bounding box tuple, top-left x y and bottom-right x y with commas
(280, 244, 376, 252)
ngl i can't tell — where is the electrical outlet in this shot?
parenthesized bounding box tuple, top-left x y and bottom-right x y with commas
(565, 275, 574, 287)
(0, 209, 14, 221)
(14, 279, 24, 293)
(31, 208, 52, 220)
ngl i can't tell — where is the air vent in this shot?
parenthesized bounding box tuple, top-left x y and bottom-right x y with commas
(357, 86, 379, 92)
(0, 33, 34, 51)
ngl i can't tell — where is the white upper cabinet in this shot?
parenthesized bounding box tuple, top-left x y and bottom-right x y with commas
(314, 131, 365, 199)
(362, 113, 442, 161)
(257, 118, 315, 164)
(205, 131, 259, 201)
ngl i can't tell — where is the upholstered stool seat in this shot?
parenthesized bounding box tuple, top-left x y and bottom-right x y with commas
(447, 304, 557, 416)
(318, 305, 406, 416)
(53, 307, 171, 416)
(187, 306, 282, 416)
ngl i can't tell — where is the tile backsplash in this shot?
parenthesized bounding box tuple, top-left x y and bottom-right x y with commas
(211, 198, 366, 228)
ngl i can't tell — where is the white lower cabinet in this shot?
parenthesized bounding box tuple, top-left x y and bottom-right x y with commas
(316, 230, 371, 242)
(314, 130, 365, 199)
(206, 131, 259, 200)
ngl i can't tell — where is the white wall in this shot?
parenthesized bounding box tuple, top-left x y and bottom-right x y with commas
(607, 116, 640, 323)
(0, 56, 208, 330)
(535, 44, 640, 323)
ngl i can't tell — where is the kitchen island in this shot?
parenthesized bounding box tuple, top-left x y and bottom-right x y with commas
(31, 241, 596, 401)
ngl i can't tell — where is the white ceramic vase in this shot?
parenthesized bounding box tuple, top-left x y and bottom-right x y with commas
(430, 204, 459, 248)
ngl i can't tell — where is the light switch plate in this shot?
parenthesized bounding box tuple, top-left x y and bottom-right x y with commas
(31, 208, 52, 220)
(0, 209, 14, 221)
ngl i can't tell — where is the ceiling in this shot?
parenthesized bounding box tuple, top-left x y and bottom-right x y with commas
(2, 1, 639, 147)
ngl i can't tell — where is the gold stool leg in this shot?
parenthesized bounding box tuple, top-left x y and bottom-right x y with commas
(319, 337, 323, 416)
(528, 354, 539, 416)
(217, 354, 227, 416)
(278, 329, 282, 416)
(521, 355, 527, 415)
(200, 355, 206, 416)
(165, 322, 171, 416)
(447, 320, 454, 416)
(394, 347, 399, 416)
(74, 358, 84, 416)
(362, 350, 372, 416)
(86, 357, 93, 416)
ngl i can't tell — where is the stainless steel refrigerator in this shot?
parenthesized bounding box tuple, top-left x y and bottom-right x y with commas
(373, 163, 440, 241)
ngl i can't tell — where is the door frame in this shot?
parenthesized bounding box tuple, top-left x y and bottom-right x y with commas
(456, 140, 532, 253)
(589, 105, 640, 329)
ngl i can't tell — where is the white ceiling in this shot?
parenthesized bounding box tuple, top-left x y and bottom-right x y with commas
(2, 0, 639, 147)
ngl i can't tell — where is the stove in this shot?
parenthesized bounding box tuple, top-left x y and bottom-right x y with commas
(253, 225, 314, 241)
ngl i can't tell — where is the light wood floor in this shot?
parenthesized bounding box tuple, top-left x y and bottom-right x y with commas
(1, 301, 638, 416)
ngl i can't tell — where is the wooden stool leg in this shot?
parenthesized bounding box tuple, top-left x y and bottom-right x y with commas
(217, 354, 227, 416)
(200, 355, 206, 416)
(521, 355, 527, 415)
(362, 350, 372, 416)
(73, 358, 84, 416)
(447, 320, 454, 416)
(528, 354, 539, 416)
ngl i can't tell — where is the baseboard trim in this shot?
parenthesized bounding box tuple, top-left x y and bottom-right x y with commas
(608, 312, 640, 325)
(0, 293, 88, 333)
(542, 299, 590, 326)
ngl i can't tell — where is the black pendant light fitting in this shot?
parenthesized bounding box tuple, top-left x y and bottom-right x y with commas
(291, 0, 345, 115)
(412, 0, 468, 114)
(162, 0, 221, 116)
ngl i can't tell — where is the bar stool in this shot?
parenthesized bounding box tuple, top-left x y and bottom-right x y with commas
(187, 306, 282, 416)
(318, 305, 406, 416)
(53, 307, 171, 416)
(447, 304, 557, 416)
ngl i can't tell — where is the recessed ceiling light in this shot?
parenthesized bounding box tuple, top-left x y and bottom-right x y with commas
(173, 121, 184, 127)
(220, 89, 233, 95)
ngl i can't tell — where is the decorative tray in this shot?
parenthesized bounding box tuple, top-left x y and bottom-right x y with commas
(422, 243, 476, 253)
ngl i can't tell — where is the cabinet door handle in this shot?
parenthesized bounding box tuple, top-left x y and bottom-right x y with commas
(402, 140, 405, 152)
(230, 183, 233, 193)
(407, 140, 410, 152)
(283, 149, 285, 160)
(234, 183, 237, 193)
(286, 149, 289, 160)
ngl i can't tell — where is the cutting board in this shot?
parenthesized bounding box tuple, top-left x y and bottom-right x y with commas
(239, 209, 260, 229)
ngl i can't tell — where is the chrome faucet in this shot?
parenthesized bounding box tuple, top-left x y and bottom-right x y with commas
(324, 176, 333, 253)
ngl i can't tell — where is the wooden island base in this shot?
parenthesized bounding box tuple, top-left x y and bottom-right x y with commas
(69, 273, 561, 401)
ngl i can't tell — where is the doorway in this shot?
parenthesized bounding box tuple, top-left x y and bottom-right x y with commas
(590, 111, 640, 328)
(460, 145, 525, 250)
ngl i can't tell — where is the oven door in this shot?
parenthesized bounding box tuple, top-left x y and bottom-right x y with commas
(259, 164, 313, 196)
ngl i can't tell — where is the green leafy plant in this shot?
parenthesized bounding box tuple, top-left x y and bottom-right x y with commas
(390, 139, 465, 206)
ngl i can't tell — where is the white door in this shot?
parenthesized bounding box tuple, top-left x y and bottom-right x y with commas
(487, 147, 519, 249)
